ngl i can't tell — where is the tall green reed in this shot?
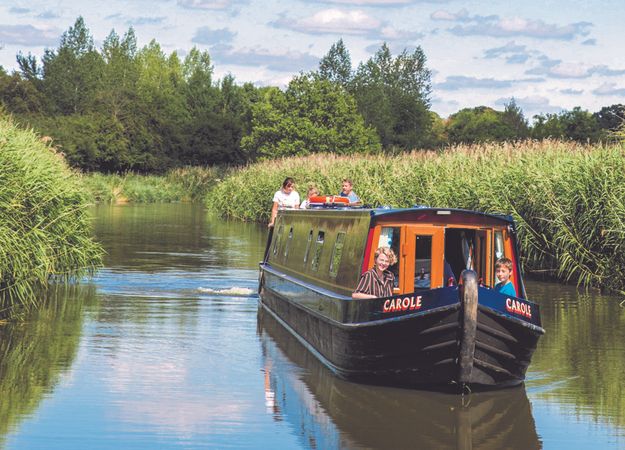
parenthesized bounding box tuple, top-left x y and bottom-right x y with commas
(0, 115, 103, 318)
(207, 141, 625, 293)
(82, 166, 225, 203)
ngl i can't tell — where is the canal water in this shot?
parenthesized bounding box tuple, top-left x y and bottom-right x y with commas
(1, 204, 624, 449)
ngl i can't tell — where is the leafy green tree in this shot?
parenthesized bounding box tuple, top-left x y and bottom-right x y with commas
(446, 106, 519, 144)
(560, 107, 600, 142)
(351, 43, 432, 149)
(531, 113, 564, 140)
(41, 17, 104, 114)
(502, 98, 530, 139)
(593, 104, 625, 132)
(16, 52, 41, 82)
(242, 74, 380, 159)
(134, 40, 188, 169)
(318, 39, 352, 88)
(532, 107, 600, 142)
(0, 69, 44, 113)
(98, 28, 140, 119)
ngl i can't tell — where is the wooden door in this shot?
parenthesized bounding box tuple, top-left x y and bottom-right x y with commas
(401, 226, 445, 292)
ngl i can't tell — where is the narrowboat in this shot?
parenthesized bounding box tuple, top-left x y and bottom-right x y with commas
(258, 205, 544, 390)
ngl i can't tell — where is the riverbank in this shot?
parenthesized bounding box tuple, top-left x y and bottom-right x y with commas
(81, 166, 224, 203)
(207, 141, 625, 294)
(0, 115, 103, 319)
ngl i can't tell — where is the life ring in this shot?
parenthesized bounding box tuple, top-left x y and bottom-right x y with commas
(308, 195, 350, 205)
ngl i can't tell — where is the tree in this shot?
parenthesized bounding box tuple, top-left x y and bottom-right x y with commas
(99, 28, 140, 119)
(531, 113, 564, 140)
(531, 107, 601, 142)
(41, 17, 104, 114)
(502, 98, 530, 139)
(242, 74, 380, 159)
(559, 107, 600, 142)
(318, 39, 352, 88)
(593, 104, 625, 132)
(446, 106, 519, 144)
(0, 69, 44, 113)
(351, 43, 432, 149)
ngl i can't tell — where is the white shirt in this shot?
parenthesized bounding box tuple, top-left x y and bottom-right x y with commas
(273, 189, 300, 208)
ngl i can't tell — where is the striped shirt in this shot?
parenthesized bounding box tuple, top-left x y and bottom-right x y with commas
(354, 268, 395, 298)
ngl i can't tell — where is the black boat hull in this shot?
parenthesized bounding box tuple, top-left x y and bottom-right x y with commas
(260, 266, 544, 390)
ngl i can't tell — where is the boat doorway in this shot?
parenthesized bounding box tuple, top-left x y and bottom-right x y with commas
(402, 226, 445, 293)
(444, 228, 492, 288)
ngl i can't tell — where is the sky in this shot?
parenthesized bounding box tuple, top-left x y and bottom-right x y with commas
(0, 0, 624, 119)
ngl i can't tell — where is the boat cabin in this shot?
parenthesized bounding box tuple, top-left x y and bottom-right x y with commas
(266, 206, 525, 299)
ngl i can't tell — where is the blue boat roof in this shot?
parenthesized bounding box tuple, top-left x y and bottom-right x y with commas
(368, 206, 515, 224)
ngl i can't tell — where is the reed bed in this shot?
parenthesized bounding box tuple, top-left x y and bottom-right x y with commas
(0, 115, 103, 318)
(207, 141, 625, 293)
(82, 166, 226, 203)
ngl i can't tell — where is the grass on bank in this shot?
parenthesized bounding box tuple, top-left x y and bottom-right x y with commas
(0, 115, 103, 319)
(82, 166, 226, 203)
(206, 140, 625, 294)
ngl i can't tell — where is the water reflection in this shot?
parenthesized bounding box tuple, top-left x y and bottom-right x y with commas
(258, 308, 541, 450)
(527, 281, 625, 431)
(0, 284, 95, 446)
(92, 203, 267, 272)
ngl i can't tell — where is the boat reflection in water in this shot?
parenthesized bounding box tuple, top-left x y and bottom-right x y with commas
(258, 309, 541, 450)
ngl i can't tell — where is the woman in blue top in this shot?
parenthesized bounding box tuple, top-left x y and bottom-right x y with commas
(494, 257, 517, 297)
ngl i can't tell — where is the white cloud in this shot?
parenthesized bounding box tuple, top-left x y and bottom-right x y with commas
(126, 17, 167, 26)
(379, 26, 424, 40)
(192, 27, 237, 45)
(271, 8, 421, 42)
(434, 75, 513, 90)
(0, 24, 60, 47)
(314, 0, 447, 5)
(560, 88, 583, 95)
(430, 9, 469, 21)
(527, 58, 625, 79)
(211, 45, 319, 72)
(37, 11, 61, 20)
(273, 9, 381, 35)
(432, 9, 592, 40)
(495, 95, 562, 116)
(177, 0, 239, 10)
(592, 82, 625, 96)
(482, 41, 533, 64)
(9, 7, 30, 14)
(317, 0, 413, 4)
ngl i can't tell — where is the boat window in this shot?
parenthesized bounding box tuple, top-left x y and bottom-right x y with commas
(303, 229, 313, 264)
(494, 230, 505, 286)
(284, 227, 294, 259)
(379, 227, 401, 288)
(329, 232, 346, 278)
(311, 231, 325, 272)
(414, 235, 432, 290)
(272, 224, 284, 255)
(476, 231, 488, 285)
(494, 231, 504, 259)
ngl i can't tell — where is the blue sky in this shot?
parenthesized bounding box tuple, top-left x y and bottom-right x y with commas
(1, 0, 624, 118)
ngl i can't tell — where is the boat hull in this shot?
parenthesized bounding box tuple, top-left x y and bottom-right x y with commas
(260, 265, 543, 390)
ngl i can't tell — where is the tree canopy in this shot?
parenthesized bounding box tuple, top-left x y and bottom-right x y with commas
(0, 22, 620, 173)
